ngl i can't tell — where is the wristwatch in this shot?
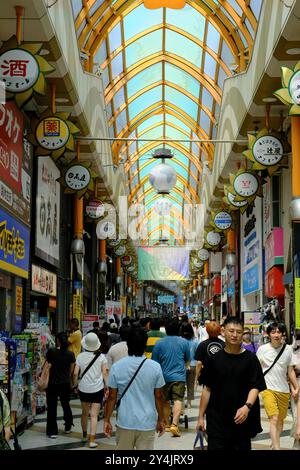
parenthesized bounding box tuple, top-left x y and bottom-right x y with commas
(245, 402, 253, 410)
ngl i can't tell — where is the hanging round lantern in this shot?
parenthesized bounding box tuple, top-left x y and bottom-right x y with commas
(149, 163, 177, 194)
(153, 197, 173, 216)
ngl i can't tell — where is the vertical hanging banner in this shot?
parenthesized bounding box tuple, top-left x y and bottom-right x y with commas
(35, 157, 60, 267)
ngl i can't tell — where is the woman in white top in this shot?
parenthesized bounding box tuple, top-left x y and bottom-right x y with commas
(73, 332, 108, 448)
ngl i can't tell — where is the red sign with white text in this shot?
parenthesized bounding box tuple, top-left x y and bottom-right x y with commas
(0, 101, 23, 193)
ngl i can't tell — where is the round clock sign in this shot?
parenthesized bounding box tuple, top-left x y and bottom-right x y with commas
(198, 248, 209, 261)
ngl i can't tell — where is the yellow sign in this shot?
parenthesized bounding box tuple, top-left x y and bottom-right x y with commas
(72, 294, 81, 323)
(16, 285, 23, 315)
(35, 116, 70, 150)
(295, 278, 300, 329)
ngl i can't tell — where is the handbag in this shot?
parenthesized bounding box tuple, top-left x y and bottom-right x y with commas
(263, 343, 286, 376)
(116, 358, 147, 409)
(37, 360, 52, 392)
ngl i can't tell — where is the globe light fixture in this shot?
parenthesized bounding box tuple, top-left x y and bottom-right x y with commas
(149, 162, 177, 194)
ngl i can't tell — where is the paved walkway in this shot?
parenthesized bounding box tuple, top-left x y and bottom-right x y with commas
(16, 388, 298, 451)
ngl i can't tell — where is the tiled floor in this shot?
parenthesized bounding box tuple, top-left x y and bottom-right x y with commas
(15, 387, 298, 451)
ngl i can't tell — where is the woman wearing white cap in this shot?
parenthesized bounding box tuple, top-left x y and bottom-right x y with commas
(73, 332, 108, 448)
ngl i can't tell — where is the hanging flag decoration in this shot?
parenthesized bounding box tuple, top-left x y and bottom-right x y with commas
(57, 161, 97, 199)
(243, 128, 285, 175)
(223, 186, 248, 213)
(274, 61, 300, 115)
(27, 109, 80, 161)
(0, 36, 55, 108)
(209, 210, 233, 232)
(228, 167, 263, 203)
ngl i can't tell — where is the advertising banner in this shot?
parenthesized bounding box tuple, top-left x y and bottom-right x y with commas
(265, 228, 284, 272)
(0, 206, 30, 278)
(36, 157, 60, 266)
(105, 301, 122, 321)
(31, 264, 57, 297)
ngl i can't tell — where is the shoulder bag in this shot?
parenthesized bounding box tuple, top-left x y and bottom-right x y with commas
(116, 358, 147, 409)
(263, 343, 286, 376)
(80, 352, 101, 380)
(37, 360, 52, 392)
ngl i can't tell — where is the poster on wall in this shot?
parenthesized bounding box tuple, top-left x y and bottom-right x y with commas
(35, 157, 60, 267)
(105, 301, 122, 322)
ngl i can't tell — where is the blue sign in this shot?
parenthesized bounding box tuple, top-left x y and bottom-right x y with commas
(73, 280, 83, 289)
(0, 207, 30, 278)
(243, 263, 259, 295)
(158, 295, 175, 304)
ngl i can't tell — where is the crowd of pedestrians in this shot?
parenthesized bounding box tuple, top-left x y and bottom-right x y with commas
(40, 314, 300, 451)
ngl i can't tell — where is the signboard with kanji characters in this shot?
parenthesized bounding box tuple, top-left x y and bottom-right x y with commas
(0, 49, 39, 93)
(0, 102, 32, 226)
(35, 116, 70, 151)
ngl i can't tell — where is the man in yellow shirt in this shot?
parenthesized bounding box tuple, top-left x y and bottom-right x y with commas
(68, 318, 82, 358)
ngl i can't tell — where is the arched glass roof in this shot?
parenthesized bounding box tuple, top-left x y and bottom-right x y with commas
(72, 0, 262, 243)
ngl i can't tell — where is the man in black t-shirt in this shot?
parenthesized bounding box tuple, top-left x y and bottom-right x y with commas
(196, 316, 266, 451)
(195, 321, 224, 385)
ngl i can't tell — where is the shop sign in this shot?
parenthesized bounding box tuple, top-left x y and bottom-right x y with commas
(206, 231, 221, 247)
(49, 297, 56, 308)
(31, 264, 57, 296)
(36, 157, 60, 266)
(158, 295, 175, 304)
(72, 294, 81, 323)
(114, 245, 126, 256)
(212, 276, 221, 295)
(243, 264, 260, 295)
(263, 177, 272, 242)
(295, 278, 300, 329)
(214, 211, 232, 231)
(0, 101, 23, 193)
(241, 198, 262, 299)
(96, 220, 116, 239)
(0, 48, 39, 93)
(108, 239, 121, 247)
(15, 285, 23, 316)
(198, 248, 209, 261)
(289, 70, 300, 105)
(64, 164, 91, 191)
(121, 255, 132, 266)
(265, 266, 284, 298)
(209, 252, 222, 273)
(221, 267, 228, 303)
(244, 311, 261, 324)
(36, 116, 70, 151)
(85, 199, 104, 220)
(252, 135, 283, 167)
(193, 258, 203, 268)
(233, 172, 259, 198)
(0, 206, 29, 278)
(265, 228, 284, 272)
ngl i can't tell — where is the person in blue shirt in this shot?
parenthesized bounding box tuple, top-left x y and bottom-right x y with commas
(152, 319, 191, 437)
(104, 327, 165, 450)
